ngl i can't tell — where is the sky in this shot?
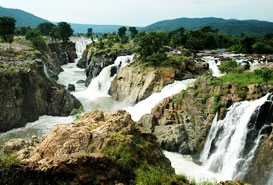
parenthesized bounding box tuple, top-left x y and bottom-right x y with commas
(1, 0, 273, 27)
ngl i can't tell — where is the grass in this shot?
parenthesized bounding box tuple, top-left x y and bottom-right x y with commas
(208, 70, 273, 86)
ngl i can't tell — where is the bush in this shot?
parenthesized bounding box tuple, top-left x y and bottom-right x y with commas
(218, 59, 239, 73)
(145, 53, 167, 66)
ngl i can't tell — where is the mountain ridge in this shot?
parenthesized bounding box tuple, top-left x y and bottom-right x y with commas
(142, 17, 273, 35)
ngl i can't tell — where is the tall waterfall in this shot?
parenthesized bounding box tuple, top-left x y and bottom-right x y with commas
(200, 93, 273, 182)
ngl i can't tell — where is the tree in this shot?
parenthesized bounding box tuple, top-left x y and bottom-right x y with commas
(118, 26, 128, 43)
(87, 28, 94, 43)
(25, 29, 46, 50)
(137, 31, 168, 63)
(37, 22, 56, 36)
(49, 26, 60, 41)
(0, 16, 16, 46)
(57, 22, 73, 43)
(128, 27, 138, 39)
(87, 28, 93, 38)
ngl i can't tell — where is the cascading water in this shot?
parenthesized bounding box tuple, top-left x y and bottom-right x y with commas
(72, 55, 133, 111)
(125, 79, 195, 122)
(202, 56, 224, 77)
(200, 93, 273, 182)
(86, 55, 133, 97)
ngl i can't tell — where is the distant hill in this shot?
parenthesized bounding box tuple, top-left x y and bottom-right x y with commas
(0, 6, 49, 27)
(142, 17, 273, 35)
(142, 17, 226, 31)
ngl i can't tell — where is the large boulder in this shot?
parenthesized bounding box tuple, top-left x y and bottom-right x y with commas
(0, 61, 82, 132)
(1, 110, 174, 185)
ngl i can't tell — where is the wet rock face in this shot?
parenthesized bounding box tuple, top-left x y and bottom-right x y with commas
(0, 62, 82, 132)
(3, 110, 174, 184)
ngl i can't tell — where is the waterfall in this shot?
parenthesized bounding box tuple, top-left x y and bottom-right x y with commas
(202, 56, 224, 77)
(200, 93, 272, 181)
(72, 37, 92, 57)
(86, 55, 133, 97)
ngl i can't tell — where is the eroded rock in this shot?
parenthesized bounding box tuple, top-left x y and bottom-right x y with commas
(2, 110, 174, 184)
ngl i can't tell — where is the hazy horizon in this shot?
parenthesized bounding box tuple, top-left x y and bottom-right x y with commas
(1, 0, 273, 27)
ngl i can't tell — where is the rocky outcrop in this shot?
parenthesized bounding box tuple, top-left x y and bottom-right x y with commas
(139, 91, 216, 154)
(138, 76, 273, 154)
(0, 61, 82, 132)
(44, 42, 77, 81)
(1, 110, 174, 185)
(47, 42, 77, 66)
(109, 61, 208, 104)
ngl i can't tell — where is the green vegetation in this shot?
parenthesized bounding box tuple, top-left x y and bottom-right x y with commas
(0, 154, 24, 185)
(57, 22, 74, 43)
(70, 107, 84, 120)
(25, 28, 46, 51)
(209, 69, 273, 87)
(136, 166, 175, 185)
(0, 62, 32, 98)
(143, 17, 273, 36)
(0, 16, 16, 46)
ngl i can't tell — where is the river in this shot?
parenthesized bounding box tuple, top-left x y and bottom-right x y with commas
(0, 39, 272, 184)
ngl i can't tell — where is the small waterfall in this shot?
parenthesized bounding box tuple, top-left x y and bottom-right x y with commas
(200, 93, 273, 181)
(202, 56, 224, 77)
(72, 37, 92, 57)
(86, 55, 133, 97)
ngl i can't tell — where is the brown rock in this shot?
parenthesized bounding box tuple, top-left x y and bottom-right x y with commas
(4, 110, 174, 184)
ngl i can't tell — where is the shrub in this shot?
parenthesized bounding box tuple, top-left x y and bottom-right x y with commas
(136, 166, 173, 185)
(218, 59, 239, 73)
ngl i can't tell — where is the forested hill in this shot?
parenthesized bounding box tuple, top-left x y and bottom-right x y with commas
(142, 17, 273, 35)
(0, 6, 49, 27)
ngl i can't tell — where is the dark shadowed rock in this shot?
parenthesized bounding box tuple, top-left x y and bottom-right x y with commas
(67, 84, 76, 91)
(0, 61, 82, 132)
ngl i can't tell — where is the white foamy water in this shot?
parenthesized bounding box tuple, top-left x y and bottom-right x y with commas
(125, 79, 195, 122)
(0, 115, 73, 147)
(164, 151, 217, 183)
(201, 56, 224, 77)
(200, 94, 270, 181)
